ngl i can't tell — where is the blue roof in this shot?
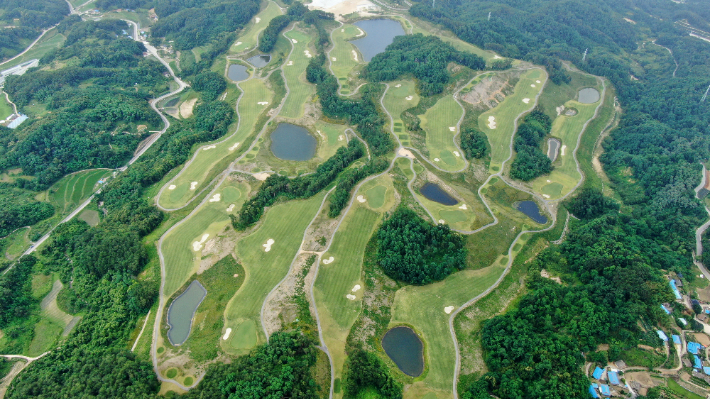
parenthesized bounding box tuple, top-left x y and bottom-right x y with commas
(608, 370, 620, 385)
(592, 383, 599, 388)
(592, 366, 604, 380)
(704, 367, 710, 375)
(672, 335, 681, 344)
(589, 385, 600, 398)
(600, 384, 611, 396)
(695, 354, 703, 369)
(688, 342, 703, 355)
(670, 280, 682, 299)
(657, 330, 668, 342)
(661, 304, 671, 314)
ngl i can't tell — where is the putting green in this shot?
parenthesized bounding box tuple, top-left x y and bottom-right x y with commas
(382, 80, 418, 145)
(222, 191, 328, 354)
(161, 180, 250, 298)
(439, 210, 467, 223)
(281, 28, 316, 119)
(365, 185, 387, 209)
(228, 319, 257, 350)
(478, 68, 547, 172)
(420, 95, 466, 171)
(230, 1, 282, 54)
(530, 81, 603, 199)
(315, 121, 348, 160)
(330, 24, 364, 91)
(158, 77, 272, 209)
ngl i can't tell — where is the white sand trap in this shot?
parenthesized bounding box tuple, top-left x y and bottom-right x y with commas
(190, 181, 198, 190)
(522, 98, 530, 104)
(287, 61, 293, 66)
(543, 194, 550, 199)
(235, 41, 242, 46)
(304, 50, 312, 58)
(253, 172, 270, 181)
(445, 306, 455, 314)
(352, 284, 361, 292)
(223, 328, 232, 340)
(438, 219, 446, 224)
(352, 50, 358, 61)
(233, 274, 238, 277)
(531, 84, 536, 88)
(405, 95, 413, 101)
(395, 84, 401, 88)
(546, 179, 551, 183)
(168, 184, 176, 190)
(204, 145, 216, 150)
(257, 101, 268, 105)
(356, 28, 364, 37)
(560, 145, 567, 156)
(453, 151, 461, 157)
(192, 233, 210, 251)
(487, 116, 497, 129)
(434, 158, 440, 162)
(458, 204, 467, 210)
(209, 193, 221, 202)
(536, 80, 541, 83)
(398, 148, 415, 159)
(338, 135, 344, 141)
(323, 256, 334, 264)
(493, 55, 502, 59)
(346, 294, 356, 300)
(341, 29, 345, 32)
(357, 195, 366, 203)
(263, 238, 275, 252)
(226, 204, 235, 212)
(449, 126, 456, 131)
(291, 39, 298, 43)
(229, 142, 240, 151)
(332, 57, 337, 61)
(255, 17, 261, 23)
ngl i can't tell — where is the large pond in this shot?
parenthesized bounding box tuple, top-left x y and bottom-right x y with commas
(381, 326, 424, 377)
(167, 280, 207, 346)
(516, 201, 548, 224)
(351, 19, 405, 62)
(270, 123, 317, 161)
(578, 87, 600, 104)
(227, 64, 249, 81)
(419, 182, 458, 206)
(547, 138, 561, 162)
(247, 54, 271, 68)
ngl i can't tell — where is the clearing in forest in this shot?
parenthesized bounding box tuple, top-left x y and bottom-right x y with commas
(280, 28, 316, 119)
(230, 1, 283, 54)
(382, 80, 418, 147)
(419, 95, 466, 171)
(478, 68, 547, 173)
(158, 77, 272, 210)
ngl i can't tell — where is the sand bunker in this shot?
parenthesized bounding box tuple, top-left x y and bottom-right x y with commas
(235, 41, 242, 46)
(445, 306, 455, 314)
(398, 148, 415, 159)
(291, 39, 298, 43)
(434, 158, 440, 162)
(543, 194, 550, 199)
(192, 233, 210, 251)
(204, 145, 216, 150)
(522, 98, 530, 104)
(253, 172, 270, 181)
(287, 61, 293, 66)
(226, 204, 235, 212)
(406, 96, 413, 101)
(209, 194, 221, 202)
(323, 256, 334, 264)
(180, 98, 198, 119)
(546, 179, 551, 183)
(223, 328, 232, 340)
(168, 185, 176, 190)
(438, 219, 445, 224)
(357, 195, 366, 203)
(352, 50, 358, 61)
(531, 84, 536, 88)
(561, 145, 567, 156)
(536, 80, 541, 84)
(346, 294, 356, 300)
(459, 204, 467, 210)
(395, 84, 401, 88)
(449, 126, 456, 131)
(304, 50, 312, 58)
(493, 55, 501, 59)
(190, 181, 198, 190)
(352, 284, 361, 292)
(263, 238, 275, 252)
(338, 135, 344, 141)
(229, 142, 240, 151)
(332, 57, 337, 61)
(257, 101, 268, 105)
(255, 17, 261, 23)
(487, 116, 497, 129)
(453, 151, 461, 157)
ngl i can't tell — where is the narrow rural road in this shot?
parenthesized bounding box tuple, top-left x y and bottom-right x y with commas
(0, 29, 52, 69)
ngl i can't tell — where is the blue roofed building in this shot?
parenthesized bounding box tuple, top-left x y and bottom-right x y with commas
(592, 366, 604, 380)
(661, 304, 671, 314)
(672, 335, 681, 345)
(589, 385, 600, 398)
(670, 280, 682, 299)
(688, 342, 703, 355)
(704, 367, 710, 375)
(600, 384, 611, 396)
(657, 330, 668, 342)
(694, 354, 703, 369)
(608, 370, 620, 385)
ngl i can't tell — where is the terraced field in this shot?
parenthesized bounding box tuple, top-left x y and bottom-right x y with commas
(49, 169, 111, 213)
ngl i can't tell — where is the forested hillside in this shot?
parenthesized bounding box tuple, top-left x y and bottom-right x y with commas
(0, 0, 69, 61)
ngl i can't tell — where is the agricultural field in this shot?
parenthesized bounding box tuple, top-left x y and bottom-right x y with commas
(280, 28, 316, 119)
(48, 169, 111, 214)
(382, 80, 419, 146)
(419, 95, 466, 171)
(230, 1, 283, 54)
(478, 68, 547, 172)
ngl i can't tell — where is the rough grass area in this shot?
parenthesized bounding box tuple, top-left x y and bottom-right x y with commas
(158, 77, 271, 210)
(0, 92, 12, 120)
(230, 1, 282, 54)
(420, 95, 466, 171)
(78, 209, 100, 227)
(478, 68, 547, 172)
(0, 29, 65, 70)
(222, 191, 327, 354)
(280, 27, 316, 119)
(49, 169, 111, 214)
(620, 347, 666, 368)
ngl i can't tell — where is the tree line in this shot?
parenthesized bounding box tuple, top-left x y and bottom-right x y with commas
(509, 107, 552, 181)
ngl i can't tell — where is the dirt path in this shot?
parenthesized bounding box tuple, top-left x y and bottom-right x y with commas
(652, 40, 679, 78)
(0, 352, 50, 397)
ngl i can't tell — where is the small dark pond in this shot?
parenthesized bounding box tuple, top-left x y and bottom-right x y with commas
(516, 201, 548, 224)
(578, 87, 600, 104)
(167, 280, 207, 346)
(351, 19, 405, 62)
(228, 64, 249, 81)
(247, 54, 271, 68)
(381, 326, 424, 377)
(270, 123, 317, 161)
(547, 138, 560, 162)
(420, 182, 458, 206)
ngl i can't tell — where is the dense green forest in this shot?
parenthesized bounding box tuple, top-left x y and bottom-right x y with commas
(0, 0, 68, 60)
(0, 184, 54, 238)
(376, 207, 467, 285)
(509, 108, 552, 181)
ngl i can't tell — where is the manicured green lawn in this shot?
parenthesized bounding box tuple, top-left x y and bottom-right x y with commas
(420, 95, 466, 171)
(329, 24, 364, 93)
(280, 28, 316, 119)
(230, 1, 283, 54)
(382, 80, 418, 146)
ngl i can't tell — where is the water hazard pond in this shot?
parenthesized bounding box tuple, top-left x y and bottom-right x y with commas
(578, 87, 600, 104)
(351, 19, 405, 62)
(228, 64, 249, 81)
(270, 123, 317, 161)
(382, 326, 424, 377)
(515, 201, 548, 224)
(419, 182, 458, 206)
(167, 280, 207, 345)
(247, 54, 271, 68)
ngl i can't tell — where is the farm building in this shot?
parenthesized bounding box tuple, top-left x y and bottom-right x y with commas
(695, 354, 703, 369)
(661, 304, 671, 314)
(688, 341, 704, 355)
(657, 330, 668, 342)
(704, 366, 710, 375)
(592, 366, 604, 380)
(589, 385, 600, 398)
(599, 384, 611, 396)
(672, 335, 681, 345)
(670, 280, 682, 300)
(608, 370, 620, 385)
